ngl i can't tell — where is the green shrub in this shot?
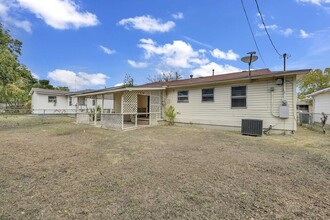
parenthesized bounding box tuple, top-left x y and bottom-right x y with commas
(165, 105, 176, 125)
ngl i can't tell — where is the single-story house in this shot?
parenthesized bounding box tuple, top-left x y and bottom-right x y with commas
(74, 68, 310, 133)
(29, 88, 113, 114)
(308, 87, 330, 124)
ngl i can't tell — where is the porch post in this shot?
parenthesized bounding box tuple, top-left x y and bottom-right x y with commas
(101, 94, 104, 113)
(75, 97, 78, 114)
(94, 95, 97, 125)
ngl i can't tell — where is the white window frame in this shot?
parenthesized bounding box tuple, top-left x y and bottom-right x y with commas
(177, 90, 189, 103)
(48, 96, 57, 103)
(202, 88, 214, 102)
(231, 86, 247, 108)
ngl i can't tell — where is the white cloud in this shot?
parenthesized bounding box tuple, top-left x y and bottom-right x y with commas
(118, 15, 175, 33)
(99, 45, 115, 55)
(0, 1, 32, 32)
(48, 69, 108, 89)
(280, 28, 293, 37)
(300, 29, 312, 38)
(258, 23, 278, 30)
(31, 72, 39, 80)
(127, 60, 148, 68)
(17, 0, 99, 30)
(114, 83, 124, 87)
(296, 0, 330, 6)
(210, 49, 239, 61)
(172, 12, 184, 19)
(191, 62, 241, 77)
(138, 38, 208, 68)
(183, 36, 213, 49)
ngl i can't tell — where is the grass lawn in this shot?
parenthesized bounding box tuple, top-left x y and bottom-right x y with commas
(0, 115, 329, 219)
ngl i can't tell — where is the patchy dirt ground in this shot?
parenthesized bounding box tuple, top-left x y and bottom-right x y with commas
(0, 116, 329, 219)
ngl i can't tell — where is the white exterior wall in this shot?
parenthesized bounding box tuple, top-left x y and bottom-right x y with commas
(31, 94, 69, 114)
(313, 92, 330, 124)
(313, 92, 330, 114)
(32, 93, 113, 114)
(166, 77, 296, 131)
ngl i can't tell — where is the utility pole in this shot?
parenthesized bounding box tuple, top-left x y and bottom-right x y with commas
(283, 53, 287, 72)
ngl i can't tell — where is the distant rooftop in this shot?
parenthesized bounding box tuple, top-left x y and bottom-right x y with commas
(308, 87, 330, 97)
(29, 88, 95, 96)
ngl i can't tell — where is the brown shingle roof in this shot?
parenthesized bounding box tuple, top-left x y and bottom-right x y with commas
(138, 68, 311, 88)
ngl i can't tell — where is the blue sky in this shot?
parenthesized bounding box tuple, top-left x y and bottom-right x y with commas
(1, 0, 329, 90)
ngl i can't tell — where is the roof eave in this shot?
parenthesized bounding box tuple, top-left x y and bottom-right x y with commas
(166, 69, 311, 89)
(308, 87, 330, 97)
(72, 87, 166, 97)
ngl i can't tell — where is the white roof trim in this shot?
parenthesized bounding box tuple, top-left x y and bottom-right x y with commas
(308, 87, 330, 97)
(73, 87, 165, 97)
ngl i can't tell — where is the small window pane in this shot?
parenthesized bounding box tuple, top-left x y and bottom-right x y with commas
(232, 98, 246, 107)
(202, 88, 214, 102)
(48, 96, 57, 103)
(231, 86, 246, 108)
(232, 86, 246, 96)
(178, 91, 188, 96)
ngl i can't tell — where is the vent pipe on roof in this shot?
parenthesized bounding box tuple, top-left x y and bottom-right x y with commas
(212, 69, 214, 76)
(190, 74, 193, 79)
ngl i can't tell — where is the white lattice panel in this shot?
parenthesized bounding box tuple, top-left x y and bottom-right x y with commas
(150, 105, 160, 113)
(122, 91, 138, 113)
(150, 113, 158, 125)
(101, 114, 122, 129)
(150, 91, 161, 117)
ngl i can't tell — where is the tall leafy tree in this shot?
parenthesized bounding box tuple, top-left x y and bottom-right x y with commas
(33, 80, 54, 89)
(0, 24, 36, 107)
(297, 68, 330, 104)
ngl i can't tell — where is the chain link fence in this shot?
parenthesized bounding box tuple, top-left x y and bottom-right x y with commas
(297, 112, 329, 133)
(0, 108, 76, 130)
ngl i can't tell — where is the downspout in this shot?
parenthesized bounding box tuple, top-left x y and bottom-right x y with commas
(271, 89, 280, 118)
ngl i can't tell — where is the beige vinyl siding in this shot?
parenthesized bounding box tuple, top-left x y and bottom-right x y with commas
(166, 77, 296, 131)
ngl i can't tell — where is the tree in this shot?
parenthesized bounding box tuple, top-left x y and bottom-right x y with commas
(0, 24, 36, 107)
(297, 68, 330, 105)
(55, 86, 69, 91)
(123, 73, 134, 86)
(147, 71, 182, 83)
(33, 80, 54, 89)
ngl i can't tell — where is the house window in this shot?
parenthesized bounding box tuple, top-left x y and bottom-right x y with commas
(69, 97, 73, 106)
(202, 88, 214, 102)
(231, 86, 246, 108)
(177, 90, 189, 103)
(92, 99, 96, 106)
(48, 96, 57, 103)
(78, 97, 85, 105)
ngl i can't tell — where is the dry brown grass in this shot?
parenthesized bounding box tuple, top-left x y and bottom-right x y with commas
(0, 117, 329, 219)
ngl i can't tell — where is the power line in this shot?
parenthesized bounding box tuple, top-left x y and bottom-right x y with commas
(254, 0, 282, 57)
(240, 0, 266, 67)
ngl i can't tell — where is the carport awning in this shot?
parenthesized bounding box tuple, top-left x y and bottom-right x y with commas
(72, 86, 166, 97)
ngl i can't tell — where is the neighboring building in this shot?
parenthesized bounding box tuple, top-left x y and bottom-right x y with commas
(308, 87, 330, 124)
(74, 68, 310, 133)
(296, 100, 310, 112)
(29, 88, 113, 114)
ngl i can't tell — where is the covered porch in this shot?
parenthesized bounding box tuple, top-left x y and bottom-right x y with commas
(74, 86, 165, 130)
